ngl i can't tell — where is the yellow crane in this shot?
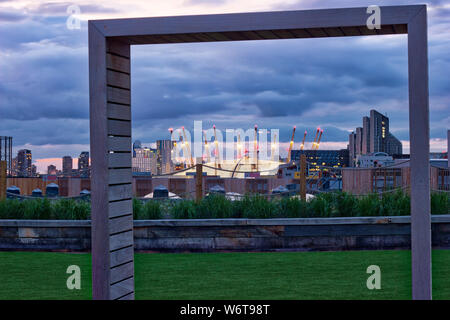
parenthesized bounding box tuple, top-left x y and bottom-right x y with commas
(311, 127, 320, 150)
(314, 129, 324, 150)
(300, 130, 307, 151)
(286, 126, 296, 163)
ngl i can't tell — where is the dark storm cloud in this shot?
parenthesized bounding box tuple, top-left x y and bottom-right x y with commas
(131, 37, 408, 124)
(0, 10, 27, 22)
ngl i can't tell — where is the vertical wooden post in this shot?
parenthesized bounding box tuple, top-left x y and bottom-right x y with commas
(196, 157, 203, 201)
(0, 161, 6, 200)
(89, 23, 134, 300)
(447, 130, 449, 168)
(408, 6, 432, 300)
(300, 154, 306, 201)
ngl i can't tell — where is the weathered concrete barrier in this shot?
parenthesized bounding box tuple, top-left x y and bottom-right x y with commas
(0, 216, 449, 252)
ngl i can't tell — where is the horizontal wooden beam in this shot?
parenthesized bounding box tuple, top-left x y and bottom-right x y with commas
(91, 5, 422, 40)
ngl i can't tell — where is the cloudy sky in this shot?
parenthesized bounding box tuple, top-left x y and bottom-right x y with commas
(0, 0, 449, 172)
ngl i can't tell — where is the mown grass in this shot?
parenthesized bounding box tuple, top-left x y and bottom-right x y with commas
(1, 250, 450, 300)
(0, 191, 448, 219)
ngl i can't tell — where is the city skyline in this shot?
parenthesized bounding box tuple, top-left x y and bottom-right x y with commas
(1, 0, 449, 173)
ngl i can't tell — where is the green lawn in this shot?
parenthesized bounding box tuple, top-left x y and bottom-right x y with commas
(0, 250, 449, 300)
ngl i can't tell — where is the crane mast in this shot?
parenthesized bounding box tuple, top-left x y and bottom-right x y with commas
(312, 127, 320, 150)
(314, 129, 324, 150)
(286, 126, 296, 163)
(300, 130, 307, 151)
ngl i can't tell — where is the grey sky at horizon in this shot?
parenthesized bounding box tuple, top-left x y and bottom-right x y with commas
(0, 0, 448, 173)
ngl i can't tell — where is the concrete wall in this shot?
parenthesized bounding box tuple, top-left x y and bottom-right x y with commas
(1, 215, 449, 252)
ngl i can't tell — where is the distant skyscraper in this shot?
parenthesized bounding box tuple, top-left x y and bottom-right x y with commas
(78, 151, 90, 177)
(362, 116, 370, 154)
(132, 148, 157, 174)
(132, 140, 142, 157)
(17, 149, 32, 177)
(62, 156, 73, 177)
(355, 127, 363, 156)
(386, 133, 403, 155)
(0, 136, 13, 176)
(47, 164, 57, 175)
(369, 110, 389, 154)
(156, 140, 174, 175)
(348, 132, 357, 167)
(349, 109, 402, 166)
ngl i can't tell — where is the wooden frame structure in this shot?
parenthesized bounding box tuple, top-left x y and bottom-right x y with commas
(89, 5, 431, 300)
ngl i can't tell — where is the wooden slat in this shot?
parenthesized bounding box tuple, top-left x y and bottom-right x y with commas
(160, 34, 188, 43)
(393, 24, 407, 34)
(255, 30, 278, 39)
(193, 33, 216, 42)
(124, 35, 151, 45)
(109, 168, 132, 185)
(107, 70, 130, 89)
(325, 27, 345, 37)
(109, 199, 133, 218)
(118, 292, 134, 300)
(106, 40, 130, 58)
(108, 153, 131, 168)
(307, 28, 328, 37)
(222, 31, 248, 41)
(109, 214, 133, 234)
(177, 33, 207, 42)
(272, 29, 295, 39)
(110, 277, 134, 300)
(107, 87, 130, 105)
(108, 137, 131, 152)
(110, 261, 134, 284)
(106, 53, 130, 73)
(109, 184, 133, 202)
(341, 26, 361, 36)
(358, 26, 378, 36)
(107, 104, 131, 121)
(378, 25, 396, 35)
(108, 136, 131, 152)
(208, 32, 231, 41)
(240, 31, 264, 40)
(110, 245, 134, 267)
(110, 230, 134, 251)
(290, 29, 312, 38)
(108, 119, 131, 136)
